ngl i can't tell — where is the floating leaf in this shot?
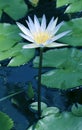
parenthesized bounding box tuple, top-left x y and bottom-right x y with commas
(57, 0, 82, 13)
(28, 107, 82, 130)
(0, 111, 14, 130)
(72, 103, 82, 117)
(33, 47, 71, 68)
(57, 0, 69, 7)
(0, 0, 28, 20)
(57, 18, 82, 46)
(41, 69, 82, 89)
(0, 43, 22, 60)
(7, 43, 35, 66)
(34, 48, 82, 89)
(0, 23, 35, 66)
(0, 42, 35, 66)
(0, 23, 22, 51)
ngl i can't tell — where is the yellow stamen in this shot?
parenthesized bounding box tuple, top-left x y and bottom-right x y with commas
(34, 32, 50, 44)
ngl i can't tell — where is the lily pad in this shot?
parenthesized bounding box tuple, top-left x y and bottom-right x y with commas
(0, 23, 22, 51)
(41, 69, 82, 89)
(34, 48, 82, 89)
(28, 107, 82, 130)
(57, 0, 82, 13)
(0, 23, 35, 66)
(57, 18, 82, 46)
(0, 0, 28, 20)
(0, 111, 14, 130)
(7, 44, 35, 66)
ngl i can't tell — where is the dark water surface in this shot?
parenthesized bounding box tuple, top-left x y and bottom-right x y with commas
(0, 62, 38, 130)
(0, 62, 68, 130)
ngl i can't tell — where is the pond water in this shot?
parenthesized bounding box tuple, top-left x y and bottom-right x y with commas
(0, 62, 38, 130)
(0, 61, 68, 130)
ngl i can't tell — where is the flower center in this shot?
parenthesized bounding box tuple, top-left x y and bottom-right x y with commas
(34, 32, 50, 44)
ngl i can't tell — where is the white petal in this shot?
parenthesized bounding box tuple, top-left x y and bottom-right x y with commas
(23, 44, 39, 48)
(41, 15, 46, 31)
(34, 15, 40, 32)
(48, 22, 64, 37)
(16, 22, 33, 38)
(43, 39, 53, 46)
(46, 42, 68, 48)
(26, 16, 35, 34)
(46, 17, 54, 32)
(19, 33, 34, 42)
(46, 17, 58, 32)
(52, 30, 71, 41)
(53, 21, 64, 35)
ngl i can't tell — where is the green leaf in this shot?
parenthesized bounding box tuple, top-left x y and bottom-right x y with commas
(34, 48, 82, 89)
(41, 69, 82, 89)
(57, 0, 82, 13)
(0, 111, 14, 130)
(72, 103, 82, 117)
(7, 44, 35, 66)
(57, 18, 82, 46)
(0, 43, 22, 60)
(28, 107, 82, 130)
(33, 48, 71, 68)
(0, 23, 22, 51)
(0, 23, 35, 66)
(57, 0, 69, 7)
(0, 0, 28, 20)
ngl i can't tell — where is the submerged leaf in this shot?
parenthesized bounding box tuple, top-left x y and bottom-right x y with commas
(27, 82, 34, 99)
(0, 111, 14, 130)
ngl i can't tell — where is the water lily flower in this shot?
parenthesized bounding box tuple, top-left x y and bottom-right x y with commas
(16, 15, 70, 48)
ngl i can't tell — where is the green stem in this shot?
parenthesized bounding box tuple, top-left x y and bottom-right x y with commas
(38, 47, 43, 119)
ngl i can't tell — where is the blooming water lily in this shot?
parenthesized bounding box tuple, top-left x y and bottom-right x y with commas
(16, 15, 70, 48)
(16, 15, 71, 118)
